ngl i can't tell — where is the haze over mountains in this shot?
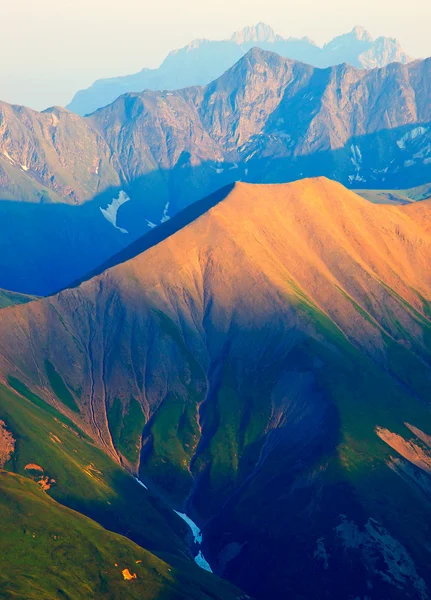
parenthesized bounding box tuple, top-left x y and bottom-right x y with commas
(1, 178, 431, 599)
(1, 47, 431, 295)
(68, 24, 412, 116)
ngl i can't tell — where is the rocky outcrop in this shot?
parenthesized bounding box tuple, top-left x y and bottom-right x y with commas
(0, 103, 119, 204)
(0, 420, 14, 467)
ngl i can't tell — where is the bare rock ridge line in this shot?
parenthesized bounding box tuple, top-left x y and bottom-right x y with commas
(0, 48, 427, 210)
(67, 23, 412, 116)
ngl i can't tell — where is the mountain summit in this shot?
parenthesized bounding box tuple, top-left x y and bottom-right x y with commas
(230, 22, 282, 44)
(1, 178, 431, 598)
(348, 25, 374, 42)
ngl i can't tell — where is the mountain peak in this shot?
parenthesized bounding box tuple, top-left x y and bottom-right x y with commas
(242, 45, 277, 59)
(230, 22, 281, 44)
(74, 178, 367, 286)
(351, 25, 374, 42)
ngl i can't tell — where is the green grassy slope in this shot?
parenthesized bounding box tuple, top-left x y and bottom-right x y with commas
(201, 294, 431, 599)
(0, 382, 188, 558)
(0, 288, 36, 308)
(0, 471, 244, 600)
(356, 182, 431, 204)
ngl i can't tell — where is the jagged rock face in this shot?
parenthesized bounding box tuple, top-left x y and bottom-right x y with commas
(89, 50, 431, 218)
(1, 49, 431, 295)
(2, 49, 431, 207)
(1, 179, 431, 598)
(89, 49, 431, 210)
(230, 22, 284, 44)
(67, 24, 412, 116)
(2, 49, 430, 213)
(0, 103, 120, 204)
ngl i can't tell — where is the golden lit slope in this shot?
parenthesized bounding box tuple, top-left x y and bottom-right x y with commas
(99, 177, 431, 353)
(0, 177, 430, 444)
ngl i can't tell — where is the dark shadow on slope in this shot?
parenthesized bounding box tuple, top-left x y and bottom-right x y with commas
(68, 182, 236, 288)
(0, 186, 126, 296)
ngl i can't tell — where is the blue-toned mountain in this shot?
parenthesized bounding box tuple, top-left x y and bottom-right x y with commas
(67, 24, 412, 116)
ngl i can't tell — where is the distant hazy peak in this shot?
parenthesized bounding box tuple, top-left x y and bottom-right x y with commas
(230, 22, 282, 44)
(291, 35, 319, 46)
(350, 25, 374, 42)
(323, 25, 374, 50)
(182, 38, 209, 53)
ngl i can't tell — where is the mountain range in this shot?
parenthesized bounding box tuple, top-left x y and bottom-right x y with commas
(1, 47, 431, 295)
(67, 24, 413, 116)
(1, 177, 431, 599)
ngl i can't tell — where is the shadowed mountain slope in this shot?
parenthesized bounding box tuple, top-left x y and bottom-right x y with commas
(0, 471, 245, 600)
(1, 178, 431, 597)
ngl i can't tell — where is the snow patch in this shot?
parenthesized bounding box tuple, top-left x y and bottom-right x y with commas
(100, 190, 130, 234)
(348, 174, 366, 183)
(195, 551, 212, 571)
(314, 537, 329, 570)
(350, 144, 363, 169)
(244, 150, 258, 162)
(397, 127, 428, 149)
(413, 144, 431, 160)
(174, 511, 212, 572)
(161, 201, 170, 223)
(2, 150, 15, 164)
(174, 511, 202, 544)
(135, 477, 148, 490)
(349, 145, 365, 183)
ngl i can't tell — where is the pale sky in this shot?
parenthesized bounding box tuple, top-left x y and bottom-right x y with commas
(2, 0, 431, 111)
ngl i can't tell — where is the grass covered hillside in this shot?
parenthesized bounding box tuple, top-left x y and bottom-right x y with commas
(0, 288, 36, 308)
(0, 471, 244, 600)
(0, 384, 247, 599)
